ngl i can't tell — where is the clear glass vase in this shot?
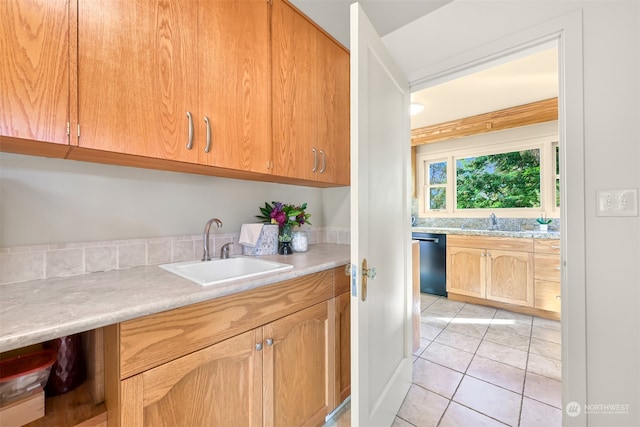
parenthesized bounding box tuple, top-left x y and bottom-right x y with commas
(291, 230, 308, 252)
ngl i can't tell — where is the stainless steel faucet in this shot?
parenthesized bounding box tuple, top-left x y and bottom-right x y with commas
(202, 218, 223, 261)
(220, 242, 232, 259)
(489, 212, 498, 230)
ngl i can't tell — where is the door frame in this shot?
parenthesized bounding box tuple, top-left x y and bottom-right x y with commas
(408, 10, 586, 425)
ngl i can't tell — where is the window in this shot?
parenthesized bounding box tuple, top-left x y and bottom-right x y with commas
(416, 128, 558, 218)
(456, 149, 541, 209)
(426, 160, 447, 210)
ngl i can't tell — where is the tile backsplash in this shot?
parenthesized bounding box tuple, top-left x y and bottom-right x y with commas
(0, 227, 350, 286)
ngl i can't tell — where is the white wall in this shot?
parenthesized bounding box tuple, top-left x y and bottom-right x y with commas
(385, 1, 640, 425)
(0, 153, 338, 246)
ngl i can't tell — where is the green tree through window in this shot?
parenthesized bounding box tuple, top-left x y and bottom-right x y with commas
(456, 149, 541, 209)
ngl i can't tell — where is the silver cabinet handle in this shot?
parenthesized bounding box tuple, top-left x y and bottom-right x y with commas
(186, 112, 194, 150)
(204, 117, 211, 153)
(551, 245, 560, 249)
(256, 342, 263, 351)
(312, 147, 318, 172)
(319, 150, 326, 173)
(266, 338, 274, 346)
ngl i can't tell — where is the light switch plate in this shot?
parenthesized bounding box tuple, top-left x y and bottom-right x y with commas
(596, 188, 638, 216)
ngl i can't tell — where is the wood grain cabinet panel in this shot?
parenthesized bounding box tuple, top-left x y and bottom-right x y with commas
(264, 301, 335, 427)
(118, 270, 333, 379)
(77, 0, 198, 162)
(77, 0, 270, 172)
(106, 270, 339, 427)
(0, 0, 69, 146)
(446, 246, 486, 298)
(334, 291, 351, 407)
(534, 239, 561, 255)
(271, 0, 318, 182)
(534, 280, 561, 312)
(486, 249, 534, 307)
(534, 253, 561, 282)
(316, 32, 350, 185)
(332, 265, 351, 409)
(534, 239, 561, 314)
(196, 0, 271, 173)
(447, 235, 534, 307)
(272, 0, 350, 185)
(121, 329, 263, 427)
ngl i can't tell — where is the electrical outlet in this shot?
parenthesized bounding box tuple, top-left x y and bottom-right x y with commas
(596, 189, 638, 217)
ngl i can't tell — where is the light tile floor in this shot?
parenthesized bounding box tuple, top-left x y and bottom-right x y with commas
(325, 293, 562, 427)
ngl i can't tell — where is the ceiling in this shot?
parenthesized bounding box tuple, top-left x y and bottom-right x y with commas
(290, 1, 559, 131)
(289, 0, 453, 49)
(410, 47, 559, 129)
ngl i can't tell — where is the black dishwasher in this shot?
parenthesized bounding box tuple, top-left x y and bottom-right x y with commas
(412, 232, 447, 296)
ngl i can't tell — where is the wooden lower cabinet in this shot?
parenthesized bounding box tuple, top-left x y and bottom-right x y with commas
(265, 301, 334, 427)
(122, 329, 262, 427)
(447, 236, 534, 308)
(486, 249, 534, 307)
(447, 246, 486, 298)
(334, 291, 350, 406)
(105, 269, 341, 427)
(534, 239, 561, 316)
(447, 235, 562, 320)
(120, 302, 333, 427)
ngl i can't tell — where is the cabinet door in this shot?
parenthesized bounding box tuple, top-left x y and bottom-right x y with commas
(334, 292, 351, 407)
(197, 0, 271, 173)
(316, 33, 350, 185)
(0, 0, 69, 145)
(121, 329, 263, 427)
(486, 250, 534, 307)
(271, 0, 318, 182)
(78, 0, 199, 163)
(535, 280, 561, 312)
(263, 301, 335, 427)
(447, 246, 485, 298)
(534, 253, 561, 282)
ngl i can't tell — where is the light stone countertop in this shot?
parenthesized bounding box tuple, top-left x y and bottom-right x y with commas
(412, 226, 561, 239)
(0, 244, 350, 353)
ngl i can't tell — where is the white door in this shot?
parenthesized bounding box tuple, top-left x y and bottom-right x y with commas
(350, 3, 412, 426)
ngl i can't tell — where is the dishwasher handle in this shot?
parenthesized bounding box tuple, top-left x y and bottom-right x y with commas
(414, 237, 439, 244)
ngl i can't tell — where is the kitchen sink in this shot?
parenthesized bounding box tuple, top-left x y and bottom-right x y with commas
(159, 257, 294, 287)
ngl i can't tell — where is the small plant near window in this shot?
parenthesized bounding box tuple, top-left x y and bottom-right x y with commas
(536, 214, 552, 225)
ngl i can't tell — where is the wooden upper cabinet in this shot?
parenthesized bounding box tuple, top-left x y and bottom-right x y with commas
(271, 0, 350, 185)
(317, 32, 350, 185)
(0, 0, 69, 145)
(271, 0, 318, 182)
(77, 0, 271, 171)
(77, 0, 199, 163)
(197, 0, 271, 173)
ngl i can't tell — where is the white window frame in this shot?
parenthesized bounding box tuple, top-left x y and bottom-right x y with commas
(423, 158, 448, 212)
(416, 126, 559, 219)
